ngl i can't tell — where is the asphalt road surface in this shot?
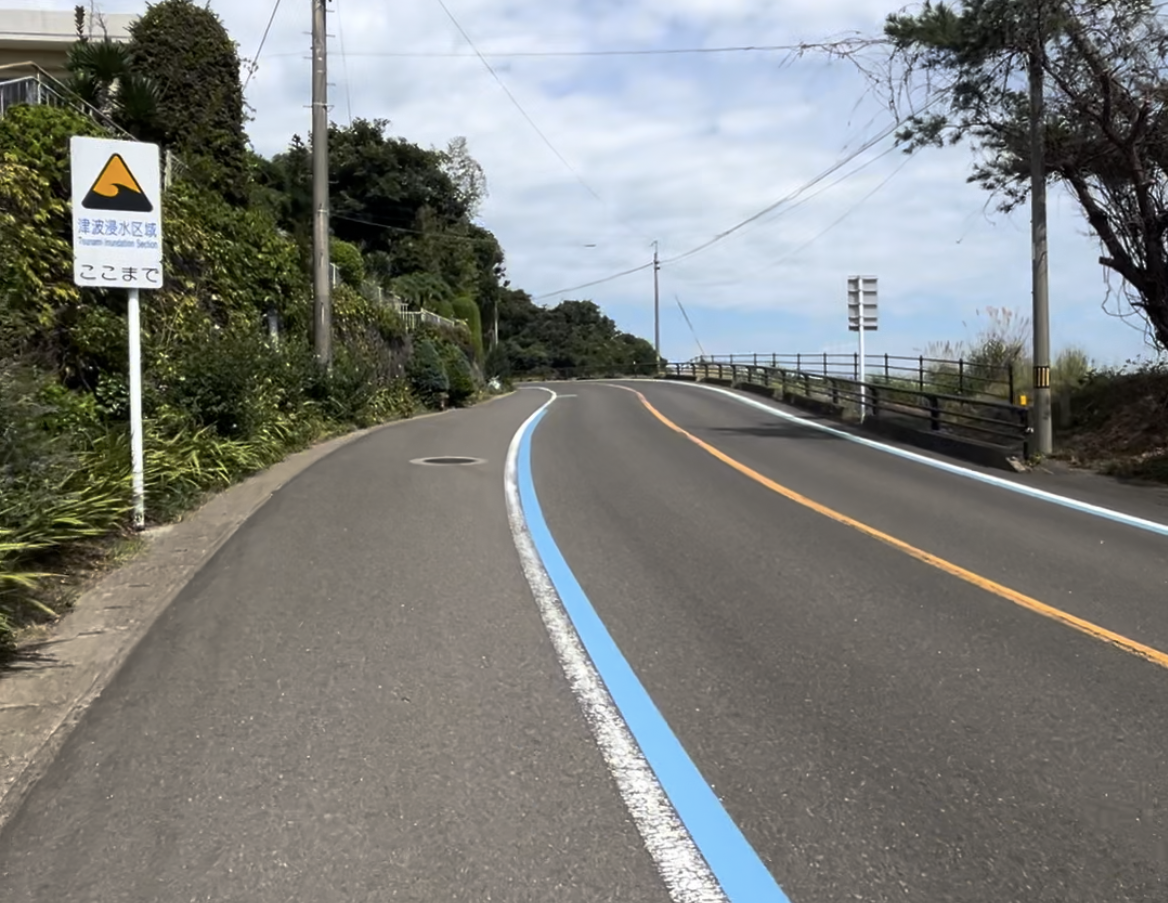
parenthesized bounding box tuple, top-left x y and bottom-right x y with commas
(1, 380, 1165, 902)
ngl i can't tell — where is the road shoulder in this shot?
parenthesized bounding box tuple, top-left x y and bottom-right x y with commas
(0, 399, 506, 830)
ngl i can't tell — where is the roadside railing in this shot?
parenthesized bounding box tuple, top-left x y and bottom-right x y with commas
(0, 63, 187, 183)
(358, 281, 469, 334)
(0, 63, 134, 138)
(693, 352, 1016, 403)
(665, 360, 1032, 454)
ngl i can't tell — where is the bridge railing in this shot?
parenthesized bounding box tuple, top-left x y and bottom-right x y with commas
(664, 360, 1032, 455)
(692, 352, 1016, 403)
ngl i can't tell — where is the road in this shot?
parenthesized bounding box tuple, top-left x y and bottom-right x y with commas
(1, 380, 1166, 901)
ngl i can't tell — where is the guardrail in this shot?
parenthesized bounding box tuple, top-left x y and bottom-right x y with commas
(694, 352, 1016, 402)
(665, 360, 1032, 454)
(0, 63, 134, 138)
(358, 282, 469, 334)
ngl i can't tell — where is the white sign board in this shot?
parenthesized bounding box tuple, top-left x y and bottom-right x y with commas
(847, 275, 877, 331)
(70, 136, 163, 290)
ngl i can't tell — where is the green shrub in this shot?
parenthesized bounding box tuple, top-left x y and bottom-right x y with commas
(441, 342, 476, 407)
(162, 328, 279, 439)
(407, 338, 449, 407)
(451, 294, 483, 359)
(330, 238, 366, 288)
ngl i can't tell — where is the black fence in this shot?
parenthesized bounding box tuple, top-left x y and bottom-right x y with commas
(666, 360, 1031, 454)
(694, 353, 1016, 403)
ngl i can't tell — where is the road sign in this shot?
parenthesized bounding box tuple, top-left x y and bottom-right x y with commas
(847, 275, 878, 424)
(70, 136, 165, 530)
(70, 136, 163, 290)
(847, 275, 877, 332)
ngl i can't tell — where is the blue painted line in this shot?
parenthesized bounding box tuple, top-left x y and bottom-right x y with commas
(518, 406, 791, 903)
(681, 382, 1168, 539)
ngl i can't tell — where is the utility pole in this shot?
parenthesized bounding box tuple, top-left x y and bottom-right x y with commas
(652, 241, 660, 363)
(1029, 5, 1052, 456)
(311, 0, 332, 367)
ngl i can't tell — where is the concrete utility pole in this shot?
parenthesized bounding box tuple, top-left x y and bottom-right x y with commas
(1029, 4, 1052, 456)
(311, 0, 332, 367)
(652, 241, 660, 362)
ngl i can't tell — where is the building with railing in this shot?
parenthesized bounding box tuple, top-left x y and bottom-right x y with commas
(0, 8, 136, 80)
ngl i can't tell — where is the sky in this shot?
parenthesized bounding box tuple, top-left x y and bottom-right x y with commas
(20, 0, 1166, 365)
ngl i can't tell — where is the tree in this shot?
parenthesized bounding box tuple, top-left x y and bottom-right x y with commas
(439, 136, 488, 219)
(127, 0, 248, 204)
(317, 118, 467, 255)
(882, 0, 1168, 349)
(495, 296, 658, 376)
(63, 38, 160, 138)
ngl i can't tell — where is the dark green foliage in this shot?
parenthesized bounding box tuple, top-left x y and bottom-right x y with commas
(484, 342, 511, 381)
(0, 104, 421, 650)
(330, 238, 365, 289)
(128, 0, 248, 203)
(266, 119, 466, 258)
(496, 294, 659, 377)
(63, 38, 160, 139)
(441, 342, 476, 407)
(407, 338, 449, 407)
(162, 328, 283, 439)
(451, 294, 483, 359)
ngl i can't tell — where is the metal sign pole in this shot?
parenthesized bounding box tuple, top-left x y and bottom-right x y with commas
(858, 309, 867, 422)
(848, 275, 878, 424)
(127, 287, 145, 528)
(70, 136, 164, 532)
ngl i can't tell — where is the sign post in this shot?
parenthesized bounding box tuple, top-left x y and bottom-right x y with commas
(70, 137, 164, 530)
(847, 276, 878, 422)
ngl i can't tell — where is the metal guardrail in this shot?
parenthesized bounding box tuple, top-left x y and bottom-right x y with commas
(0, 63, 134, 139)
(694, 352, 1016, 403)
(665, 361, 1032, 453)
(0, 63, 188, 184)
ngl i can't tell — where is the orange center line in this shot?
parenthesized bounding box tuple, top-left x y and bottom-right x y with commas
(610, 383, 1168, 672)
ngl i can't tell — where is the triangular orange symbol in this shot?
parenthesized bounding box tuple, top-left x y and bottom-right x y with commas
(81, 153, 152, 212)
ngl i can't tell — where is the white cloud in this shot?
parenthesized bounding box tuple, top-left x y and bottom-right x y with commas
(19, 0, 1161, 363)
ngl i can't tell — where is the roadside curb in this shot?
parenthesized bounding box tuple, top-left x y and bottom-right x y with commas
(0, 391, 516, 830)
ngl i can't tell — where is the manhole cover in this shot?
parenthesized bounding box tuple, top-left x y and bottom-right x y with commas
(410, 456, 485, 466)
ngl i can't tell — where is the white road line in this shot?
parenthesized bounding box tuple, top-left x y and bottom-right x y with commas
(504, 387, 728, 903)
(646, 379, 1168, 538)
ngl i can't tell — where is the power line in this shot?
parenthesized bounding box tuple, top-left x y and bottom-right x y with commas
(431, 0, 651, 246)
(534, 262, 656, 300)
(332, 212, 503, 244)
(243, 0, 283, 94)
(658, 122, 902, 267)
(674, 141, 899, 259)
(738, 152, 918, 283)
(530, 130, 900, 300)
(658, 91, 949, 267)
(267, 39, 885, 60)
(674, 293, 708, 360)
(272, 44, 812, 59)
